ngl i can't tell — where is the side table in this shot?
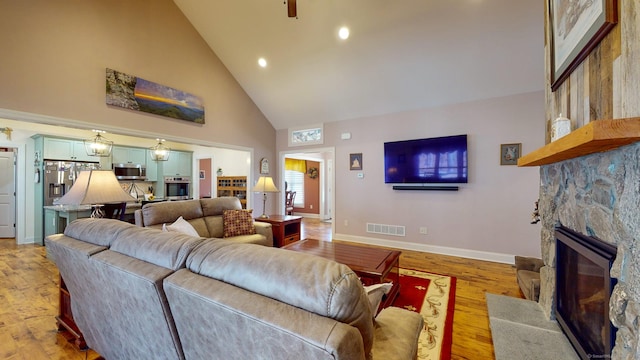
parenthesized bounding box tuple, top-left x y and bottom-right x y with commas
(56, 275, 88, 350)
(255, 215, 302, 247)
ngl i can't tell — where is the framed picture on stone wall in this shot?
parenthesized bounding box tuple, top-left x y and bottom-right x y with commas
(548, 0, 617, 91)
(500, 143, 521, 166)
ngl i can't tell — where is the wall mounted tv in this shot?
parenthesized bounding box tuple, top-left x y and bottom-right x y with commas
(384, 134, 468, 184)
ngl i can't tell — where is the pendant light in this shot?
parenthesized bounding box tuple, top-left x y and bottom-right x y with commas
(149, 138, 170, 161)
(84, 130, 113, 157)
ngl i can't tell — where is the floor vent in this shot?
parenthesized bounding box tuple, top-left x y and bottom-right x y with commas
(366, 223, 406, 237)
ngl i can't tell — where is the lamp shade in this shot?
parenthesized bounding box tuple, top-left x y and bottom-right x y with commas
(57, 170, 136, 205)
(252, 176, 279, 193)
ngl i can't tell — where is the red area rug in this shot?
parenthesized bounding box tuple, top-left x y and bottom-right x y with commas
(391, 269, 457, 360)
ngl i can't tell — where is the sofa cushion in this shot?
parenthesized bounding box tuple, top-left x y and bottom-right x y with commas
(186, 240, 375, 357)
(371, 307, 423, 360)
(226, 233, 271, 246)
(111, 225, 204, 271)
(63, 218, 132, 247)
(200, 197, 242, 216)
(141, 199, 204, 226)
(163, 216, 200, 237)
(223, 209, 256, 238)
(202, 216, 224, 238)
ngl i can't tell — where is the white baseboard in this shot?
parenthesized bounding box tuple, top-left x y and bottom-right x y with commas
(295, 213, 320, 219)
(333, 233, 515, 265)
(18, 236, 36, 245)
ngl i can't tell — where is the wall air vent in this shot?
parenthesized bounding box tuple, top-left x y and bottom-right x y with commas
(366, 223, 406, 237)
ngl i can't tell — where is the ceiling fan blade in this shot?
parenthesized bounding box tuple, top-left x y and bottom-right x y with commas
(288, 0, 297, 18)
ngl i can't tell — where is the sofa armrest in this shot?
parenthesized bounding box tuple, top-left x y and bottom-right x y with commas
(253, 221, 274, 247)
(134, 209, 144, 227)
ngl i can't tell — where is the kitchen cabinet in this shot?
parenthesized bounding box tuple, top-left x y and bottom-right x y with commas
(112, 146, 147, 165)
(43, 138, 96, 162)
(162, 150, 192, 177)
(145, 150, 158, 182)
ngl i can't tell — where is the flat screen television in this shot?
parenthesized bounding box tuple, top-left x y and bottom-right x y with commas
(384, 134, 467, 184)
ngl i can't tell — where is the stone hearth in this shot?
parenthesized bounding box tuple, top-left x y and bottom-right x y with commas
(538, 141, 640, 359)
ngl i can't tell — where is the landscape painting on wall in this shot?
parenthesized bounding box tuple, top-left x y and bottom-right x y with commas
(106, 68, 205, 124)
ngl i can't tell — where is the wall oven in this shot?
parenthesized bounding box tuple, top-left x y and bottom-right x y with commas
(164, 177, 191, 200)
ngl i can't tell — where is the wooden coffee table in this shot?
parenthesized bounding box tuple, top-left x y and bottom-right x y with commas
(283, 239, 401, 310)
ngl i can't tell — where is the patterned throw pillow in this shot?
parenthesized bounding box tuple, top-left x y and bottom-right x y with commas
(223, 209, 256, 238)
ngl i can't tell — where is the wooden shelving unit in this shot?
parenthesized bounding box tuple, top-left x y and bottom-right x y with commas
(518, 118, 640, 167)
(217, 176, 247, 208)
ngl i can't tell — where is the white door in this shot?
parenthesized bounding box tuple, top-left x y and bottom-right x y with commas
(326, 158, 333, 220)
(0, 151, 16, 238)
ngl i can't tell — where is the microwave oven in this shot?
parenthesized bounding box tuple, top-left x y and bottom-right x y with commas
(113, 163, 146, 180)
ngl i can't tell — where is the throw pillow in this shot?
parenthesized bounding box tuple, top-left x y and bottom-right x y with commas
(223, 209, 255, 238)
(364, 282, 393, 316)
(163, 216, 200, 237)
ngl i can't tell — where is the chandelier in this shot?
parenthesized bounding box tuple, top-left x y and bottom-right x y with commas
(149, 139, 171, 161)
(84, 130, 113, 157)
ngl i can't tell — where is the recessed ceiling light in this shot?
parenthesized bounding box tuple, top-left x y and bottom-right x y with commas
(258, 58, 267, 68)
(338, 26, 350, 40)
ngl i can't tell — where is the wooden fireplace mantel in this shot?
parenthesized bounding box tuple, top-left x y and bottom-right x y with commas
(518, 117, 640, 167)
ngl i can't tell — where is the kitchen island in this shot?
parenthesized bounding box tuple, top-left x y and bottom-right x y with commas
(43, 202, 143, 238)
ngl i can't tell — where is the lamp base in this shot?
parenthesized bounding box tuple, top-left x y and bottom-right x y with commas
(259, 193, 270, 219)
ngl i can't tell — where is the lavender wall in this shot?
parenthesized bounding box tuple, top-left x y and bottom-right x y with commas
(278, 91, 545, 261)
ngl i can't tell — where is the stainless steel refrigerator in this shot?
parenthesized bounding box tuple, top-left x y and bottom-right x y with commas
(43, 160, 100, 205)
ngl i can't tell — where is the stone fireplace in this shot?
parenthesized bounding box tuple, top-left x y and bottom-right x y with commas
(537, 141, 640, 359)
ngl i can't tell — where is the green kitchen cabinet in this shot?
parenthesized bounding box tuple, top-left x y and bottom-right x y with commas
(43, 138, 96, 162)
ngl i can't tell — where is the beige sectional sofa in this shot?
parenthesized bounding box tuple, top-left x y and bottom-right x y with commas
(134, 197, 273, 247)
(46, 218, 424, 360)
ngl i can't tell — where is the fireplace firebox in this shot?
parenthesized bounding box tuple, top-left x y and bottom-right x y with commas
(555, 226, 617, 360)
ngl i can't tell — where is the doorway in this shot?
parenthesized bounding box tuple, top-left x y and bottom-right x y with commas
(280, 147, 334, 229)
(198, 157, 212, 198)
(0, 149, 16, 238)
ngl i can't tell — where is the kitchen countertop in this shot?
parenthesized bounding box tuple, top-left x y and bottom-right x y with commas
(44, 202, 143, 213)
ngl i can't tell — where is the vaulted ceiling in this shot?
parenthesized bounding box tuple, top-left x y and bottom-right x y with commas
(174, 0, 544, 130)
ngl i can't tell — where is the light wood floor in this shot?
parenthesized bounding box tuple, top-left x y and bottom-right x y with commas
(0, 218, 522, 359)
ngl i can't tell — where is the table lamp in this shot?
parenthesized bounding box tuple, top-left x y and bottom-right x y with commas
(56, 170, 136, 218)
(252, 176, 279, 219)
